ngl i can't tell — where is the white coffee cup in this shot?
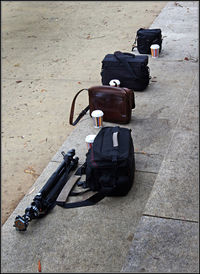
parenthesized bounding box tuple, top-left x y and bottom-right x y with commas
(150, 44, 160, 58)
(85, 134, 96, 150)
(109, 79, 120, 87)
(91, 110, 104, 128)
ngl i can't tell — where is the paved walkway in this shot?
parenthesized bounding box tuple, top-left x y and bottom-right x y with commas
(1, 1, 199, 273)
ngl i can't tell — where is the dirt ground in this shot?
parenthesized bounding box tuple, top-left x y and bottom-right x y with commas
(1, 1, 167, 225)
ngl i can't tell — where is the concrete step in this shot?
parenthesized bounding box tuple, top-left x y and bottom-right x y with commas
(121, 1, 199, 272)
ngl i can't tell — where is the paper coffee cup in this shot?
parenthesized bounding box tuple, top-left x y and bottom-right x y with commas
(91, 110, 104, 128)
(109, 79, 120, 87)
(150, 44, 160, 58)
(85, 134, 96, 150)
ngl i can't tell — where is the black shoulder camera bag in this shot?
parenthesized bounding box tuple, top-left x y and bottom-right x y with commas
(132, 28, 162, 54)
(101, 51, 150, 91)
(57, 126, 135, 208)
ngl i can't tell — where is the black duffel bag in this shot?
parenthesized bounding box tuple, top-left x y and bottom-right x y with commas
(132, 28, 162, 54)
(101, 51, 150, 91)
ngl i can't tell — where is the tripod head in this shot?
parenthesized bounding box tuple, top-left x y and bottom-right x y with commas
(62, 149, 75, 163)
(14, 193, 43, 231)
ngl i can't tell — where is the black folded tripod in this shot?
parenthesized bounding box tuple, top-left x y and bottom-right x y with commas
(14, 149, 79, 231)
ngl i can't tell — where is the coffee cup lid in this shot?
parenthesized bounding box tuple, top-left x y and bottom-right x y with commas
(91, 110, 104, 117)
(85, 134, 96, 143)
(150, 44, 160, 49)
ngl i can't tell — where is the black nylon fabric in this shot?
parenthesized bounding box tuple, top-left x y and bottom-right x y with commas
(101, 51, 150, 91)
(136, 28, 162, 54)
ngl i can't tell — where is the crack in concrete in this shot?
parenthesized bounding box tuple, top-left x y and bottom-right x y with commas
(143, 213, 199, 224)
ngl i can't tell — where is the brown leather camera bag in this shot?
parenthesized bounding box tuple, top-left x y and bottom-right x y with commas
(69, 85, 135, 125)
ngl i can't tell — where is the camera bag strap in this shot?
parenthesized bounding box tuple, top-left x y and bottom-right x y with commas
(69, 88, 90, 126)
(57, 192, 105, 208)
(56, 163, 106, 208)
(114, 51, 138, 80)
(132, 36, 137, 51)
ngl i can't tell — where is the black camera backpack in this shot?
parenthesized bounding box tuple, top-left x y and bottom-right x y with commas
(57, 126, 135, 208)
(132, 28, 162, 54)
